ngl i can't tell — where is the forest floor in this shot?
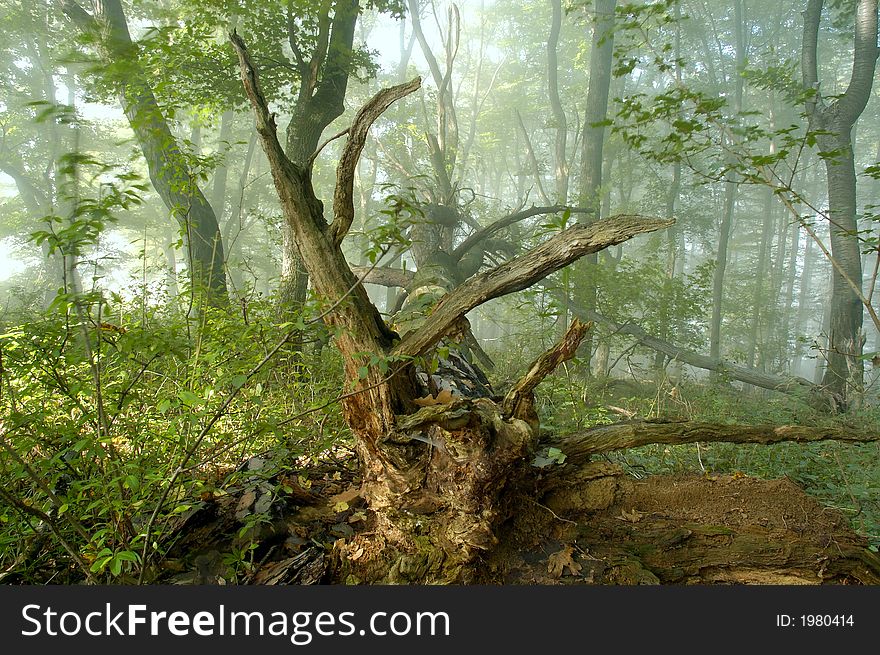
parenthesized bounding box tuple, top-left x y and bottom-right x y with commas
(156, 447, 880, 585)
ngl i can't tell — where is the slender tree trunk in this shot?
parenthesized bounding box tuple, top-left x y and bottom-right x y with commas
(709, 0, 744, 361)
(654, 1, 683, 372)
(278, 0, 360, 316)
(577, 0, 616, 374)
(802, 0, 877, 401)
(747, 189, 774, 369)
(210, 109, 234, 222)
(778, 222, 801, 371)
(548, 0, 569, 204)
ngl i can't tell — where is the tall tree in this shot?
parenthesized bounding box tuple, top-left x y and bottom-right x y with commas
(577, 0, 616, 373)
(708, 0, 744, 361)
(61, 0, 229, 306)
(802, 0, 878, 400)
(278, 0, 361, 312)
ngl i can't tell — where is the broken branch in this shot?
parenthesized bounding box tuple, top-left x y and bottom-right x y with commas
(329, 77, 422, 247)
(553, 420, 880, 464)
(503, 319, 592, 422)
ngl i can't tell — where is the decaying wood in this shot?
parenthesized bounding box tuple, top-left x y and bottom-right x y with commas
(502, 319, 592, 424)
(553, 419, 880, 464)
(393, 215, 673, 358)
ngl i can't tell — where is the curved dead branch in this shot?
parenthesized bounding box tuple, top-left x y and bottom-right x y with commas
(330, 77, 422, 246)
(452, 205, 592, 261)
(392, 214, 672, 358)
(503, 319, 593, 424)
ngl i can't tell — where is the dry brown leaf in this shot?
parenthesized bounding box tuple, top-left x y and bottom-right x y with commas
(618, 508, 644, 523)
(413, 389, 455, 406)
(547, 545, 582, 578)
(235, 490, 256, 516)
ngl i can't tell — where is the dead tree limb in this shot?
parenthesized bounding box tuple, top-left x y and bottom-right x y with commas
(553, 420, 880, 464)
(330, 76, 422, 246)
(503, 319, 592, 423)
(393, 215, 672, 358)
(350, 266, 415, 288)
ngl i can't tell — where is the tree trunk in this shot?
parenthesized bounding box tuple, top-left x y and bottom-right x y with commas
(577, 0, 616, 375)
(238, 29, 676, 582)
(802, 0, 877, 401)
(709, 0, 744, 361)
(746, 189, 774, 369)
(62, 0, 228, 307)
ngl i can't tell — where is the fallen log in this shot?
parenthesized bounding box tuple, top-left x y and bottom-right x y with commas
(552, 419, 880, 465)
(565, 301, 843, 411)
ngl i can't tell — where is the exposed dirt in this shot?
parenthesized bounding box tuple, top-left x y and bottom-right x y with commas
(156, 454, 880, 585)
(490, 470, 880, 585)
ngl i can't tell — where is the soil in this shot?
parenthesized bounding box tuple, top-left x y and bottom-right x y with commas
(490, 470, 878, 585)
(157, 453, 880, 585)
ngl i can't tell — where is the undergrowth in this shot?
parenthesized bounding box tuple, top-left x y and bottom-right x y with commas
(0, 292, 348, 583)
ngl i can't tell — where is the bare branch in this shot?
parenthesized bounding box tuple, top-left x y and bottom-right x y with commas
(503, 319, 592, 422)
(554, 420, 880, 464)
(392, 214, 672, 358)
(329, 77, 422, 247)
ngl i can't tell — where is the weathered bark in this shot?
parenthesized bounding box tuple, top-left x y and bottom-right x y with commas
(802, 0, 877, 399)
(62, 0, 228, 306)
(552, 419, 880, 464)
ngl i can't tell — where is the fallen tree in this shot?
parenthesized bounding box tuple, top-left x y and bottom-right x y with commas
(231, 32, 672, 582)
(228, 32, 877, 586)
(564, 301, 844, 411)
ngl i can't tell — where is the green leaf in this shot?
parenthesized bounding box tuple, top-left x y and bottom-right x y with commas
(231, 375, 247, 389)
(178, 390, 200, 407)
